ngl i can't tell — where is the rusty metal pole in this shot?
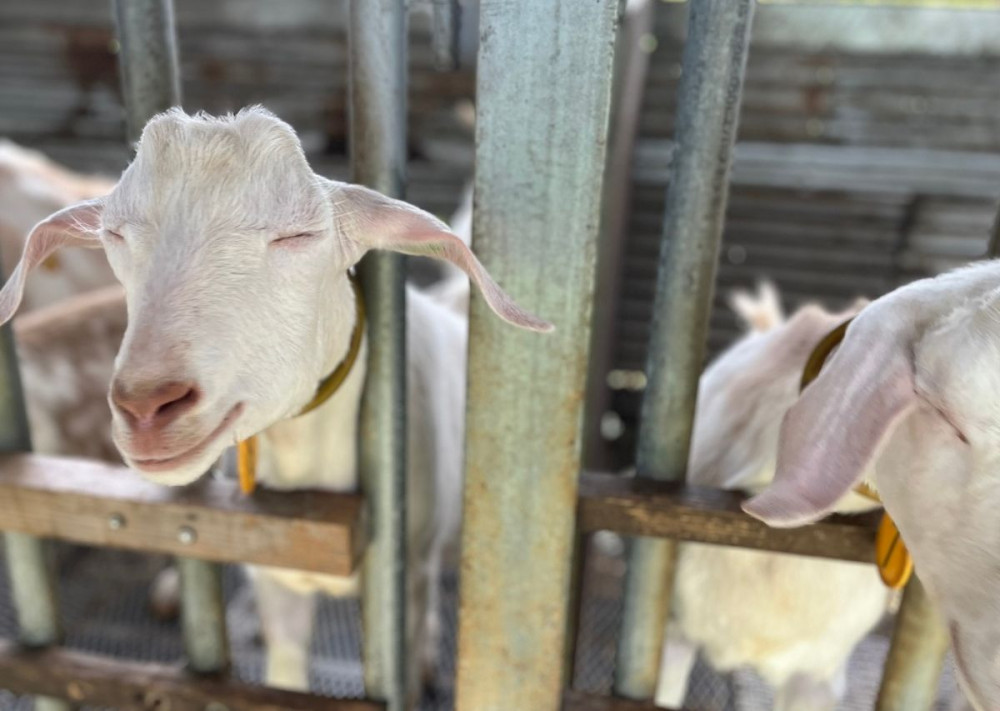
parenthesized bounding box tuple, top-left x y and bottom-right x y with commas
(454, 1, 623, 710)
(348, 1, 408, 709)
(875, 576, 949, 711)
(112, 0, 230, 676)
(614, 0, 755, 699)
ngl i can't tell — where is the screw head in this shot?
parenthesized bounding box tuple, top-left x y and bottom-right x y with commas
(108, 513, 126, 530)
(177, 526, 197, 545)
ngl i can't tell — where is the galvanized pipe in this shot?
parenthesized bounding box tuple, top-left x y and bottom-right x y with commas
(4, 533, 67, 711)
(987, 198, 1000, 258)
(454, 1, 622, 709)
(177, 556, 229, 673)
(112, 0, 181, 145)
(0, 273, 67, 711)
(614, 0, 755, 699)
(348, 1, 408, 708)
(113, 0, 229, 677)
(875, 576, 948, 711)
(583, 0, 655, 472)
(430, 0, 461, 71)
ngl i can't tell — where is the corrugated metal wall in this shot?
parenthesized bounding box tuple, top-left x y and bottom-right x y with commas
(0, 0, 475, 238)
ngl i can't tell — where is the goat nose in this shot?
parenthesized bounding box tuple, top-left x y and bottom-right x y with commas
(111, 380, 201, 429)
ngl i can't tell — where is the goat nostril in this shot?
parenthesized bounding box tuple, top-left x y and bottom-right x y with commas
(155, 386, 199, 418)
(112, 381, 201, 426)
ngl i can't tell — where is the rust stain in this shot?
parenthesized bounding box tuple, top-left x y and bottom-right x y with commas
(198, 57, 228, 85)
(803, 84, 826, 116)
(60, 26, 119, 96)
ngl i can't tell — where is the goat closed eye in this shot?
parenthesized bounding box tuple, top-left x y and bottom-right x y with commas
(103, 228, 125, 242)
(270, 232, 318, 247)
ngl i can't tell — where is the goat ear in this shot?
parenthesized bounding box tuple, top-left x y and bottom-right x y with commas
(742, 316, 918, 527)
(327, 180, 553, 333)
(0, 198, 104, 324)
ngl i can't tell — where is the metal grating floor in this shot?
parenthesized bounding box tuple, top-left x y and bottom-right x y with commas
(0, 536, 969, 711)
(0, 544, 455, 710)
(572, 534, 967, 711)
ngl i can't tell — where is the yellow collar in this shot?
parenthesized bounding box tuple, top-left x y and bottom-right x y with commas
(236, 274, 366, 495)
(802, 317, 913, 590)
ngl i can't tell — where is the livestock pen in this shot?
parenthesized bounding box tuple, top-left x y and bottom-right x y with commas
(0, 1, 998, 711)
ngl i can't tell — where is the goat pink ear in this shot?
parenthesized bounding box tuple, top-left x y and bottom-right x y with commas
(742, 318, 918, 527)
(329, 181, 553, 333)
(0, 198, 104, 324)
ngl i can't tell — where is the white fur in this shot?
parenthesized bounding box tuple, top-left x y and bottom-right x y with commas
(247, 286, 466, 702)
(0, 107, 546, 707)
(656, 287, 890, 709)
(0, 141, 116, 311)
(744, 260, 1000, 711)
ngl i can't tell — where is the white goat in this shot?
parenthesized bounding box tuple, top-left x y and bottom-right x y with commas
(743, 261, 1000, 711)
(0, 140, 116, 311)
(0, 107, 550, 707)
(657, 284, 891, 711)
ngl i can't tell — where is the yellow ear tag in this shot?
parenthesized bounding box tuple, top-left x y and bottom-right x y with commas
(237, 436, 258, 495)
(876, 513, 913, 589)
(802, 318, 913, 590)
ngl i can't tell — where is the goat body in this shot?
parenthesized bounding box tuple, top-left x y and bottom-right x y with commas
(745, 261, 1000, 711)
(658, 286, 890, 710)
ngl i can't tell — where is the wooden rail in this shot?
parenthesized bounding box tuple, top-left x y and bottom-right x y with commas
(0, 454, 366, 575)
(562, 690, 670, 710)
(578, 472, 879, 563)
(0, 640, 383, 711)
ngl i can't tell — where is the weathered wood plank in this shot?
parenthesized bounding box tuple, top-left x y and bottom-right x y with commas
(0, 640, 383, 711)
(577, 472, 878, 564)
(562, 690, 668, 711)
(0, 454, 366, 575)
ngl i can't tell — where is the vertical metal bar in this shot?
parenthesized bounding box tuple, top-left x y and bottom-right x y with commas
(583, 0, 655, 473)
(430, 0, 460, 71)
(348, 1, 408, 709)
(454, 2, 622, 710)
(0, 253, 67, 711)
(986, 198, 1000, 258)
(614, 0, 755, 699)
(176, 556, 229, 673)
(112, 0, 181, 145)
(112, 0, 229, 676)
(875, 577, 948, 711)
(5, 538, 65, 711)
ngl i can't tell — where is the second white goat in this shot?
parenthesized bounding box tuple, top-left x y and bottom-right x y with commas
(657, 285, 891, 711)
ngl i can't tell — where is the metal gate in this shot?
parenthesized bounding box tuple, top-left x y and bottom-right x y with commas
(0, 1, 966, 710)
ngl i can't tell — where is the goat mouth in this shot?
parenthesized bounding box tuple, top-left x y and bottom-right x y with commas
(129, 403, 244, 473)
